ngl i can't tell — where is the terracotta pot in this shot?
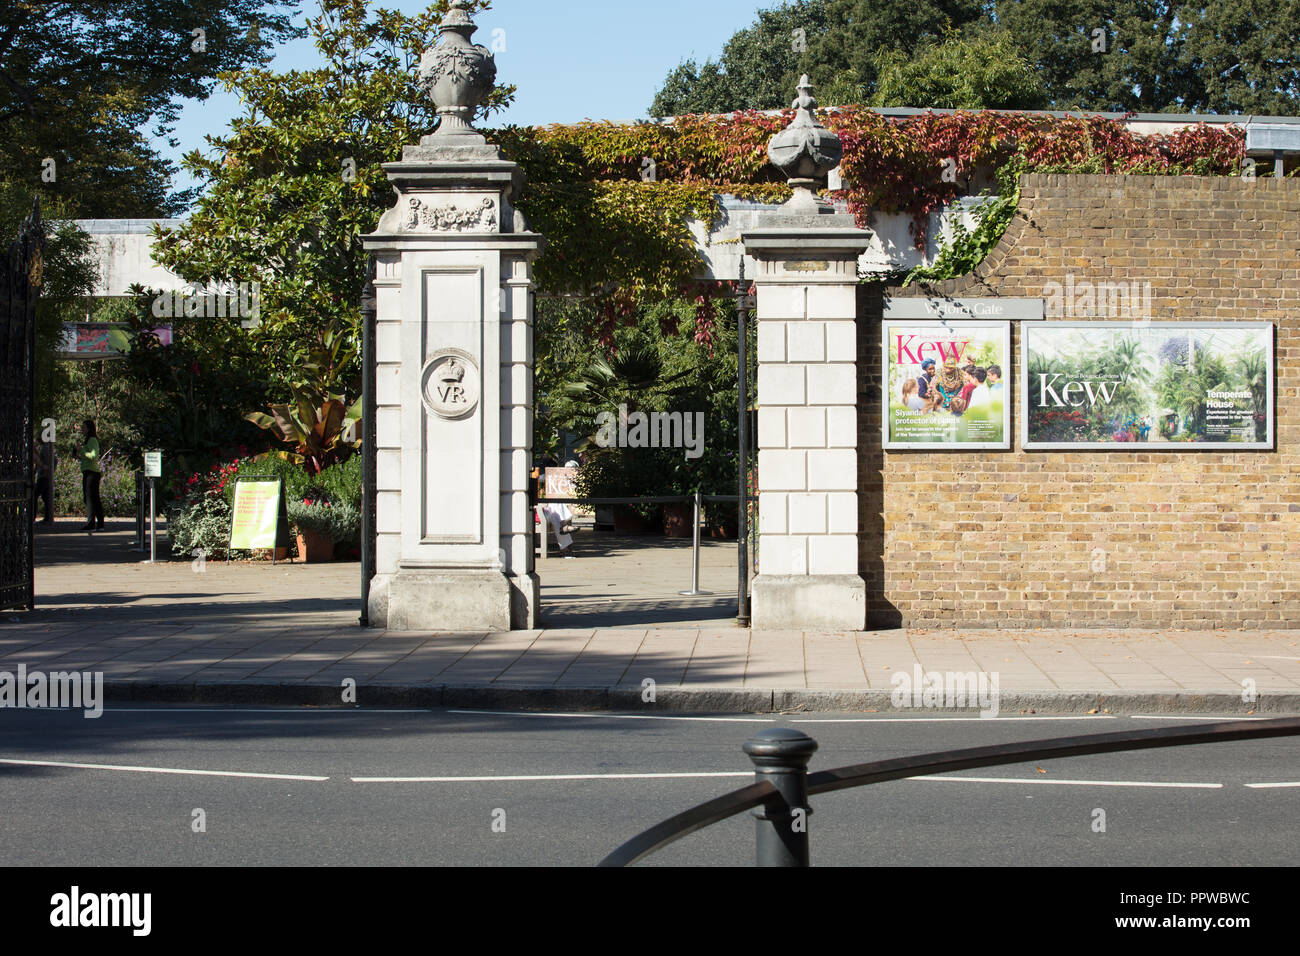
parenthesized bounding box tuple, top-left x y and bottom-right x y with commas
(296, 528, 335, 563)
(662, 502, 692, 538)
(709, 522, 738, 540)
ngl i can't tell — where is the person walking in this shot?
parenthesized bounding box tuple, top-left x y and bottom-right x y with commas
(76, 419, 104, 531)
(32, 440, 53, 524)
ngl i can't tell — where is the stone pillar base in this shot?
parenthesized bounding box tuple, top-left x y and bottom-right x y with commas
(387, 568, 514, 632)
(751, 574, 865, 630)
(509, 572, 540, 630)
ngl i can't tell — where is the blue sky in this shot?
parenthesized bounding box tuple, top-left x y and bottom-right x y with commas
(159, 0, 768, 192)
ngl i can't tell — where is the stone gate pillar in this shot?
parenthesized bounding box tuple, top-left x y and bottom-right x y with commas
(362, 0, 541, 630)
(743, 76, 871, 630)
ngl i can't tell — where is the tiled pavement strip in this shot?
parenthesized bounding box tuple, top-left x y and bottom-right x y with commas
(4, 518, 1298, 713)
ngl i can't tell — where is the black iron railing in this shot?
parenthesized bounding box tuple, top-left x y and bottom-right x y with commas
(598, 716, 1300, 867)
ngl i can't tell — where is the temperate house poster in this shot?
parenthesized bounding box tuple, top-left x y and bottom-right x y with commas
(1022, 323, 1274, 450)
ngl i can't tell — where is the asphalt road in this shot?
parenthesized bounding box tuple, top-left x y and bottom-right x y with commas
(0, 707, 1296, 866)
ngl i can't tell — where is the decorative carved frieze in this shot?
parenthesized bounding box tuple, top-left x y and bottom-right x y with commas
(402, 196, 497, 233)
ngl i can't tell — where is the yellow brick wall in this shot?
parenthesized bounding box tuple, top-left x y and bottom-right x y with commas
(857, 174, 1300, 628)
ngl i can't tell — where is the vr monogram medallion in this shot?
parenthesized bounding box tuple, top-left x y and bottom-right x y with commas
(421, 348, 481, 420)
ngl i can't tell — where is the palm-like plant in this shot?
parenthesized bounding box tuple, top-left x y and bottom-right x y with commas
(246, 321, 362, 475)
(558, 339, 692, 451)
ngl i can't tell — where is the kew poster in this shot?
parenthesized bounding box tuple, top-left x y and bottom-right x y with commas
(883, 321, 1011, 449)
(1023, 322, 1274, 449)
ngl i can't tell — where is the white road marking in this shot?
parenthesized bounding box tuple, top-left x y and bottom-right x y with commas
(351, 771, 753, 783)
(1129, 715, 1271, 721)
(447, 709, 774, 723)
(909, 775, 1222, 789)
(792, 715, 1117, 723)
(1244, 781, 1300, 789)
(101, 708, 432, 714)
(0, 757, 329, 781)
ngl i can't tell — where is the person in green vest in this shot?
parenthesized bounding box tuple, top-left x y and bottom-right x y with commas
(77, 418, 104, 531)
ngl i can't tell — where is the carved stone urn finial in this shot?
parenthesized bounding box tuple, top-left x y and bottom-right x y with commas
(766, 74, 843, 214)
(417, 0, 497, 138)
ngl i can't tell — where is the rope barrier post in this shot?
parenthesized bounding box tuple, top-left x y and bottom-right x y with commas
(148, 477, 157, 563)
(679, 490, 712, 596)
(743, 728, 818, 867)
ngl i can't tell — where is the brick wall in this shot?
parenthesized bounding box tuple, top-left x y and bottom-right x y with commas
(857, 174, 1300, 628)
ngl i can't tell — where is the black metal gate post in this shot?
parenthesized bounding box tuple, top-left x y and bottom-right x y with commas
(743, 728, 818, 866)
(736, 259, 751, 627)
(360, 256, 377, 627)
(1, 198, 41, 612)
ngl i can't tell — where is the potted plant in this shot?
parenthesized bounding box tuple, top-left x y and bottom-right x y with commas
(287, 492, 361, 563)
(289, 497, 337, 562)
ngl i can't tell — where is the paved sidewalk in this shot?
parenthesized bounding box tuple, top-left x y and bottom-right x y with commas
(7, 518, 1298, 713)
(2, 618, 1297, 713)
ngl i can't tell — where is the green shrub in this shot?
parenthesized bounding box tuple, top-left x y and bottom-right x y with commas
(311, 455, 362, 509)
(52, 452, 138, 517)
(167, 494, 233, 559)
(287, 499, 360, 545)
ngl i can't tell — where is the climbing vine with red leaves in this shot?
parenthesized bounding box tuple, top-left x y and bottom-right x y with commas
(492, 110, 1245, 344)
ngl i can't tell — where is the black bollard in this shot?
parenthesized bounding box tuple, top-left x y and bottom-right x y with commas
(743, 727, 818, 866)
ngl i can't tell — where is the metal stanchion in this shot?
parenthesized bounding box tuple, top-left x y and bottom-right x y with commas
(148, 477, 157, 563)
(679, 490, 712, 596)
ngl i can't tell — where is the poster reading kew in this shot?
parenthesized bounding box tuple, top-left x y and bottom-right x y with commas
(1023, 323, 1274, 450)
(882, 321, 1011, 450)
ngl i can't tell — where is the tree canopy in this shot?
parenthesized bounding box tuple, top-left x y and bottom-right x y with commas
(649, 0, 1300, 116)
(867, 30, 1050, 110)
(153, 0, 513, 396)
(649, 0, 834, 117)
(0, 0, 302, 217)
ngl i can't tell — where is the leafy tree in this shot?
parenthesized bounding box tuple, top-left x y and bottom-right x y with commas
(1174, 0, 1300, 114)
(870, 31, 1049, 110)
(808, 0, 988, 104)
(0, 0, 302, 217)
(990, 0, 1193, 112)
(99, 285, 271, 477)
(649, 0, 833, 116)
(151, 0, 515, 399)
(660, 0, 1300, 115)
(991, 0, 1300, 114)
